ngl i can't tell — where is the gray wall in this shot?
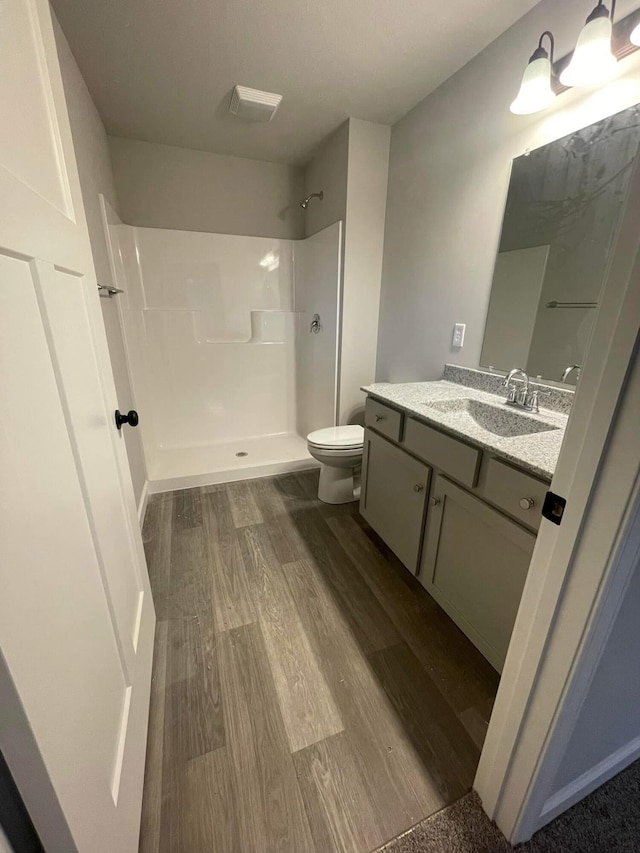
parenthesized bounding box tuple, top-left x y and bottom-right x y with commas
(302, 119, 390, 424)
(375, 0, 640, 384)
(109, 137, 305, 239)
(54, 16, 147, 508)
(303, 121, 349, 237)
(340, 119, 390, 423)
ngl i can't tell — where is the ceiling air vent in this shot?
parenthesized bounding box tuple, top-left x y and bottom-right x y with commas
(229, 85, 283, 122)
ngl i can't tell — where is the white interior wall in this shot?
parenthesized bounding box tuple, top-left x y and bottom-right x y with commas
(481, 246, 549, 371)
(376, 0, 640, 384)
(109, 137, 305, 240)
(52, 14, 147, 510)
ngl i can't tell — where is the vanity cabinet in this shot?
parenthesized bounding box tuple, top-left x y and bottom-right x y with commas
(419, 476, 535, 670)
(360, 428, 430, 571)
(360, 394, 552, 672)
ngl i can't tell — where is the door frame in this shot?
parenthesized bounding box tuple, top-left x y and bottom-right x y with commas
(475, 152, 640, 842)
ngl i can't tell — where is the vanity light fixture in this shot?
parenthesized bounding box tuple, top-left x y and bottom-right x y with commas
(559, 0, 618, 87)
(510, 31, 556, 115)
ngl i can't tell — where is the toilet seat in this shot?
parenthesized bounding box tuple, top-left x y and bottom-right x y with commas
(307, 424, 364, 450)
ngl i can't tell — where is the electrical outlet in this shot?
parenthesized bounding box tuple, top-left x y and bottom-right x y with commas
(452, 323, 466, 348)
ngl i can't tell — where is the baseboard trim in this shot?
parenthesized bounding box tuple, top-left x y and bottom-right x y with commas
(541, 734, 640, 824)
(147, 459, 320, 495)
(137, 480, 149, 525)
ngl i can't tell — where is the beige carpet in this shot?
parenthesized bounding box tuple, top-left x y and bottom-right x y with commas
(377, 759, 640, 852)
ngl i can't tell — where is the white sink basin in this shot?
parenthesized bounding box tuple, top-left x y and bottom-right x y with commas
(422, 398, 560, 438)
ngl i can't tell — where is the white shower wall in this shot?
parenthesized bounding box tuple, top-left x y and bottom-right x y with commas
(106, 222, 341, 486)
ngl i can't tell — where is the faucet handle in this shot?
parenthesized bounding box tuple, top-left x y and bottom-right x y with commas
(526, 389, 549, 412)
(505, 384, 518, 404)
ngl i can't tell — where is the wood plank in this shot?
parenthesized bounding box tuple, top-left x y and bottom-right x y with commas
(247, 476, 310, 563)
(169, 494, 212, 620)
(227, 480, 264, 528)
(142, 493, 173, 620)
(238, 524, 343, 752)
(201, 488, 256, 631)
(218, 623, 315, 851)
(139, 621, 168, 853)
(182, 748, 240, 853)
(284, 559, 445, 842)
(166, 613, 224, 761)
(368, 641, 480, 803)
(173, 487, 202, 529)
(283, 506, 400, 655)
(327, 515, 499, 714)
(293, 731, 385, 853)
(142, 478, 499, 853)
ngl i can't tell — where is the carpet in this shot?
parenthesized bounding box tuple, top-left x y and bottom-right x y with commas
(376, 758, 640, 852)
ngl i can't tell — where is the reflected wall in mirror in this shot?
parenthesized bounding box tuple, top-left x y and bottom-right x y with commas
(481, 105, 640, 386)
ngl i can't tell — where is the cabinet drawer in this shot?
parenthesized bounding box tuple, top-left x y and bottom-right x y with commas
(403, 417, 480, 488)
(364, 397, 403, 442)
(482, 458, 548, 531)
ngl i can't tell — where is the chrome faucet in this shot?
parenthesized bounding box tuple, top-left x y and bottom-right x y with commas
(504, 368, 529, 407)
(561, 364, 581, 383)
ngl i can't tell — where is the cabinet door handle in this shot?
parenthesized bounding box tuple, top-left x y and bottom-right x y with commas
(430, 496, 441, 506)
(519, 497, 535, 510)
(375, 414, 385, 422)
(413, 484, 424, 493)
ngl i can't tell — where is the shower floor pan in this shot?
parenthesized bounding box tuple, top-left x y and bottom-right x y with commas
(147, 431, 318, 494)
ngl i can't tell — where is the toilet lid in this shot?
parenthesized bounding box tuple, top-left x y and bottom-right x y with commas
(307, 424, 364, 449)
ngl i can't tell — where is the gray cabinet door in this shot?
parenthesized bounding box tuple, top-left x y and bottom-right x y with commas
(360, 428, 430, 571)
(419, 475, 535, 672)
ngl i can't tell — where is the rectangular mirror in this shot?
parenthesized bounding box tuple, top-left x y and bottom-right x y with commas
(481, 105, 640, 386)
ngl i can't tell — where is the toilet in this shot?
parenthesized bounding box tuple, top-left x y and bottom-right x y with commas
(306, 425, 364, 504)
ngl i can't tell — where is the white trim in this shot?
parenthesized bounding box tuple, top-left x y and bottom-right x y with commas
(476, 151, 640, 842)
(541, 733, 640, 823)
(137, 480, 149, 526)
(513, 464, 640, 841)
(147, 459, 320, 495)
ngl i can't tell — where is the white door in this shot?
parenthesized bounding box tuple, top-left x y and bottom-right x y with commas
(0, 1, 155, 851)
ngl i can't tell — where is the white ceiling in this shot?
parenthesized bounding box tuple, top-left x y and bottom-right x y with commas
(52, 0, 539, 165)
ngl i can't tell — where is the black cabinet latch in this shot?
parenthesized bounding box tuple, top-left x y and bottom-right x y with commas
(542, 491, 566, 525)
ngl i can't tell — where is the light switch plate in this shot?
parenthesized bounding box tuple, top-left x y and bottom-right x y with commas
(452, 323, 466, 348)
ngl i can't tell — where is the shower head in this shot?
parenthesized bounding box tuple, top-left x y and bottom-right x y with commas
(300, 191, 324, 209)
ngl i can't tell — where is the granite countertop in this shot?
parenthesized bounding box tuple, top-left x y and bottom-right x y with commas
(361, 380, 568, 481)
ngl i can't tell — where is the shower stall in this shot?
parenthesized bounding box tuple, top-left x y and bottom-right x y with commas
(102, 199, 342, 491)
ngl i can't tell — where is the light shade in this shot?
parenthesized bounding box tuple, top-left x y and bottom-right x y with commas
(630, 21, 640, 46)
(510, 54, 556, 115)
(559, 14, 617, 87)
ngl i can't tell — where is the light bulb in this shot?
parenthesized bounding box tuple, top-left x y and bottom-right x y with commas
(560, 11, 617, 87)
(630, 21, 640, 46)
(510, 55, 556, 114)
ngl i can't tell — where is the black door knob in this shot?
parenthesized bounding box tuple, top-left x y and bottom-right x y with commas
(115, 409, 139, 430)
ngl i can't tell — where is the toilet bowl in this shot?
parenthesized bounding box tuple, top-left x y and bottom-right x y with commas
(306, 425, 364, 504)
